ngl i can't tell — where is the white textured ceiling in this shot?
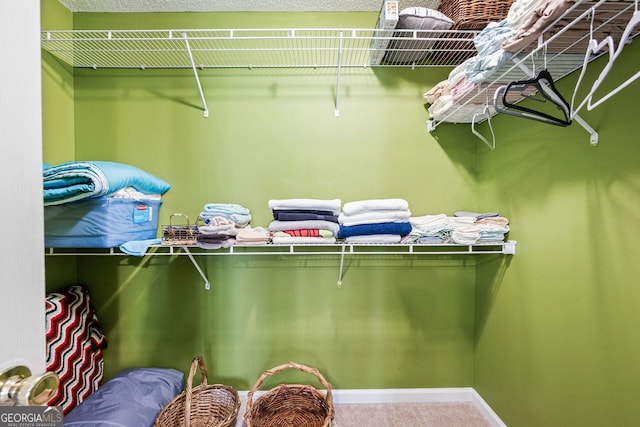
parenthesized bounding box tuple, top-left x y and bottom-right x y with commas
(57, 0, 392, 12)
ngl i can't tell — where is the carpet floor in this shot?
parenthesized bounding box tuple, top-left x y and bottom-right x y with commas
(333, 402, 491, 427)
(236, 401, 492, 426)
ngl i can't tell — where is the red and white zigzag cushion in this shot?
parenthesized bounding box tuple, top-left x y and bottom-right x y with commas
(45, 285, 107, 415)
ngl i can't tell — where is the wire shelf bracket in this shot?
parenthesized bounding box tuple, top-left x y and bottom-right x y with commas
(182, 32, 209, 118)
(183, 247, 210, 290)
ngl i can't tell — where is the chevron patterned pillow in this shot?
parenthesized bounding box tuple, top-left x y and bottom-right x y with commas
(45, 285, 107, 415)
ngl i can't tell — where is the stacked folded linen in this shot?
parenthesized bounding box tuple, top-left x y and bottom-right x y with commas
(267, 199, 341, 244)
(407, 214, 450, 243)
(424, 59, 499, 123)
(195, 203, 252, 248)
(409, 215, 477, 244)
(338, 199, 412, 243)
(235, 226, 270, 246)
(501, 0, 575, 53)
(196, 216, 237, 249)
(268, 199, 341, 222)
(450, 217, 483, 244)
(198, 203, 252, 227)
(477, 222, 510, 243)
(408, 211, 510, 244)
(458, 212, 510, 243)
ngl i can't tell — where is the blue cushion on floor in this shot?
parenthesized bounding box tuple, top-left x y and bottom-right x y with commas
(63, 368, 184, 427)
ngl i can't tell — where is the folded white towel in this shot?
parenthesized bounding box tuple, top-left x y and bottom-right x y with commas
(451, 225, 481, 244)
(339, 209, 411, 226)
(110, 187, 162, 200)
(477, 224, 510, 234)
(344, 234, 402, 244)
(448, 216, 476, 226)
(342, 199, 409, 216)
(410, 214, 449, 231)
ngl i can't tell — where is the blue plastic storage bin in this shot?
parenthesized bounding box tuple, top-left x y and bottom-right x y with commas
(44, 196, 161, 248)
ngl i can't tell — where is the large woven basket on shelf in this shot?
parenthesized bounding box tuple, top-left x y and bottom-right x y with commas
(154, 356, 240, 427)
(244, 362, 334, 427)
(438, 0, 516, 30)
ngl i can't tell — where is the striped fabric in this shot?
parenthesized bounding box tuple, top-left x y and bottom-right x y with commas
(45, 285, 107, 415)
(283, 229, 321, 237)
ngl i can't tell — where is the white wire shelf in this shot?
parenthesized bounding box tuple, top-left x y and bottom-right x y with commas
(40, 1, 637, 121)
(41, 28, 480, 69)
(41, 27, 482, 116)
(427, 0, 639, 145)
(45, 241, 516, 256)
(46, 241, 516, 290)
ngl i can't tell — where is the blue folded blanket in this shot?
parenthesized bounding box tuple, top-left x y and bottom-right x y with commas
(44, 161, 171, 206)
(338, 222, 412, 239)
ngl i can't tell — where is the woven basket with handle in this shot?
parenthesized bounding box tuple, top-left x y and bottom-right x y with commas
(154, 356, 240, 427)
(438, 0, 516, 30)
(244, 362, 334, 427)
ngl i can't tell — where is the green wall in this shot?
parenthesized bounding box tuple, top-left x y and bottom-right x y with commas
(42, 10, 483, 391)
(41, 0, 75, 164)
(473, 41, 640, 425)
(73, 255, 479, 390)
(42, 4, 640, 425)
(42, 0, 77, 286)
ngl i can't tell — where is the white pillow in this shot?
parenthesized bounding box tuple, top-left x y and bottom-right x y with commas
(400, 7, 454, 28)
(384, 7, 454, 64)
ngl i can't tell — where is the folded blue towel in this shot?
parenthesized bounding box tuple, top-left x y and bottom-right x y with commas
(338, 222, 412, 239)
(203, 203, 250, 215)
(119, 238, 162, 256)
(199, 211, 252, 226)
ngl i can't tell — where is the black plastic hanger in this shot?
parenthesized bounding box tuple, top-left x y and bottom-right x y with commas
(494, 69, 572, 127)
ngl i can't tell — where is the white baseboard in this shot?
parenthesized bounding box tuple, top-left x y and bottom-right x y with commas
(236, 387, 506, 427)
(468, 389, 507, 427)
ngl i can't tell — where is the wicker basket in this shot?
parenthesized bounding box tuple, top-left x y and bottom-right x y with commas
(438, 0, 516, 30)
(244, 362, 334, 427)
(154, 356, 240, 427)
